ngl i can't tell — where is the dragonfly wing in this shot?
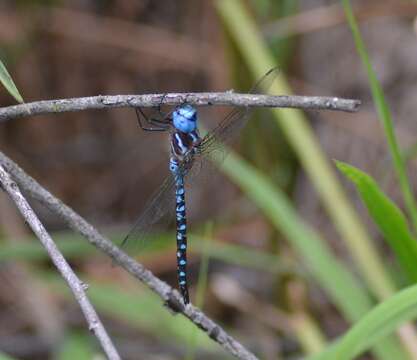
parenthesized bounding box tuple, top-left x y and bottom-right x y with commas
(174, 68, 280, 187)
(121, 174, 176, 252)
(199, 67, 280, 156)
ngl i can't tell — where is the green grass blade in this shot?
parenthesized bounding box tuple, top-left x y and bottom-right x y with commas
(0, 59, 24, 103)
(220, 152, 404, 360)
(215, 0, 396, 302)
(337, 161, 417, 283)
(341, 0, 417, 233)
(292, 313, 327, 355)
(329, 284, 417, 360)
(215, 1, 417, 355)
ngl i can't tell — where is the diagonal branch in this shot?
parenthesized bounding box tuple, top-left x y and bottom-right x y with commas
(0, 164, 121, 360)
(0, 150, 259, 360)
(0, 92, 361, 122)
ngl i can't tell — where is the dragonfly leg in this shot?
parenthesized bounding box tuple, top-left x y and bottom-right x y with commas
(135, 107, 170, 132)
(135, 93, 173, 131)
(182, 93, 193, 105)
(157, 93, 169, 118)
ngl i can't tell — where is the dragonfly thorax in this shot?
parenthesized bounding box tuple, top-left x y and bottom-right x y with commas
(170, 129, 201, 161)
(172, 104, 197, 133)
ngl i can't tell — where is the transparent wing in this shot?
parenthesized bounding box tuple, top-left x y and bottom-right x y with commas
(121, 174, 176, 251)
(121, 155, 195, 251)
(122, 68, 279, 250)
(198, 67, 279, 157)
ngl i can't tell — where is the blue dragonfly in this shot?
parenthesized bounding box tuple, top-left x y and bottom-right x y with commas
(123, 68, 278, 304)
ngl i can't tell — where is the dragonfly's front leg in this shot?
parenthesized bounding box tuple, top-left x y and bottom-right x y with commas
(135, 107, 171, 132)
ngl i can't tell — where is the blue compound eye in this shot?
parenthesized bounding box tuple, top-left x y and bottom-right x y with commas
(173, 105, 197, 133)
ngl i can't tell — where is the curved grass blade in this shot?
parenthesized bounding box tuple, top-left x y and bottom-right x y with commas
(341, 0, 417, 233)
(220, 151, 405, 360)
(0, 59, 23, 103)
(215, 1, 414, 356)
(336, 161, 417, 284)
(325, 284, 417, 360)
(215, 0, 400, 302)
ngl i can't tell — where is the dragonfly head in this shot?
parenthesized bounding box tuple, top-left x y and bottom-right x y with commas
(172, 104, 197, 133)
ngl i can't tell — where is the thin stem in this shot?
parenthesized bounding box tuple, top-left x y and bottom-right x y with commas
(0, 93, 360, 122)
(0, 165, 121, 360)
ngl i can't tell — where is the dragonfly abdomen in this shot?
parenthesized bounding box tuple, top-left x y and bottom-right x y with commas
(170, 157, 189, 304)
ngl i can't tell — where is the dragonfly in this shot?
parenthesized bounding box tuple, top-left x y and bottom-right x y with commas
(123, 68, 278, 304)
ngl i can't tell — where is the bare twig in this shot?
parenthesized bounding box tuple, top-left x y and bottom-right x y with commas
(0, 165, 121, 360)
(0, 150, 259, 360)
(0, 92, 361, 122)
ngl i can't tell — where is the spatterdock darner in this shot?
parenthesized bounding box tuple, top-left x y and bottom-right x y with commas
(122, 68, 278, 304)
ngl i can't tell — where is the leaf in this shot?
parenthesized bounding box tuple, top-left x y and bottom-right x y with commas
(337, 161, 417, 283)
(341, 0, 417, 232)
(329, 284, 417, 360)
(0, 59, 24, 103)
(219, 152, 403, 359)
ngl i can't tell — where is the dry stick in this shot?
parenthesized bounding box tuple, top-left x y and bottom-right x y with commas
(0, 151, 258, 360)
(0, 165, 121, 360)
(0, 92, 360, 122)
